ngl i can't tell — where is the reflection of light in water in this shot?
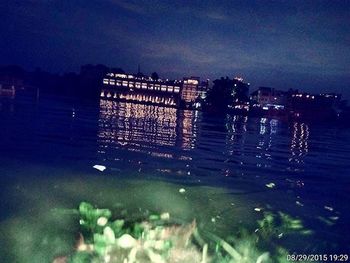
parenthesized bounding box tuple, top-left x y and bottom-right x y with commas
(270, 119, 278, 134)
(256, 118, 278, 168)
(99, 100, 177, 147)
(289, 122, 309, 165)
(224, 115, 249, 176)
(101, 91, 177, 106)
(260, 125, 266, 135)
(180, 110, 198, 150)
(98, 99, 198, 160)
(259, 118, 268, 135)
(226, 115, 247, 144)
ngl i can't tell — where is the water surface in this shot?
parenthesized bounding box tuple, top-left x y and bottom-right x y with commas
(0, 96, 349, 262)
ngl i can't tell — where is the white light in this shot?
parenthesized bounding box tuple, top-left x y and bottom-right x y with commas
(179, 188, 186, 193)
(93, 165, 106, 172)
(115, 74, 127, 78)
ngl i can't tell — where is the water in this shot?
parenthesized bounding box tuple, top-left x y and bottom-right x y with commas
(0, 96, 349, 262)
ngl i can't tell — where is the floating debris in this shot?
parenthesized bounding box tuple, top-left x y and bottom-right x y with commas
(179, 188, 186, 194)
(324, 205, 334, 211)
(160, 212, 170, 220)
(295, 201, 304, 207)
(254, 208, 262, 212)
(265, 183, 276, 189)
(317, 216, 335, 226)
(93, 165, 106, 172)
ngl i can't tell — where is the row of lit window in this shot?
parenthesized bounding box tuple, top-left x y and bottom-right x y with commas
(106, 73, 182, 84)
(103, 78, 180, 93)
(184, 79, 199, 85)
(106, 73, 134, 79)
(100, 91, 176, 106)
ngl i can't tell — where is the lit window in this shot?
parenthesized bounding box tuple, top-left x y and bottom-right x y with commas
(116, 80, 122, 86)
(167, 86, 174, 92)
(135, 82, 141, 88)
(103, 79, 109, 84)
(109, 79, 115, 85)
(185, 79, 198, 85)
(116, 74, 127, 78)
(142, 83, 147, 89)
(129, 82, 134, 88)
(149, 84, 154, 90)
(122, 81, 128, 87)
(161, 85, 167, 91)
(174, 86, 180, 93)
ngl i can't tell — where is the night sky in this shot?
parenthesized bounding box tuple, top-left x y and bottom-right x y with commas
(1, 0, 349, 97)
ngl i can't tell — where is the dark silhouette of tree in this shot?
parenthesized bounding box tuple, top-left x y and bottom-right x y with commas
(79, 64, 109, 98)
(232, 78, 249, 103)
(151, 72, 159, 80)
(205, 77, 250, 113)
(110, 67, 125, 74)
(205, 77, 233, 112)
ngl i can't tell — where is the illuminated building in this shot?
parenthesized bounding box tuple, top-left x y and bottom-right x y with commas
(289, 92, 342, 119)
(181, 77, 200, 105)
(197, 79, 209, 100)
(0, 75, 23, 98)
(0, 84, 16, 98)
(250, 87, 287, 110)
(102, 72, 182, 107)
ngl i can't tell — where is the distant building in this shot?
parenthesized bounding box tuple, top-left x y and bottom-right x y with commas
(181, 77, 200, 104)
(289, 91, 342, 119)
(197, 79, 209, 101)
(0, 71, 24, 98)
(250, 87, 287, 110)
(102, 71, 206, 108)
(102, 72, 182, 107)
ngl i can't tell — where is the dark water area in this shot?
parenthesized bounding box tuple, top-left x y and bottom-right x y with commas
(0, 95, 349, 262)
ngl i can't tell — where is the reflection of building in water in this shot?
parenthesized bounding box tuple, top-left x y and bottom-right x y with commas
(101, 91, 178, 107)
(289, 122, 309, 164)
(178, 110, 198, 150)
(98, 99, 198, 159)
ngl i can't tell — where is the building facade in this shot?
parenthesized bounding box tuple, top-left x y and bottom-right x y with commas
(102, 72, 182, 107)
(102, 72, 202, 108)
(250, 87, 287, 110)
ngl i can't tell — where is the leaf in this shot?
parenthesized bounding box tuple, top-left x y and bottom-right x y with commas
(67, 252, 93, 263)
